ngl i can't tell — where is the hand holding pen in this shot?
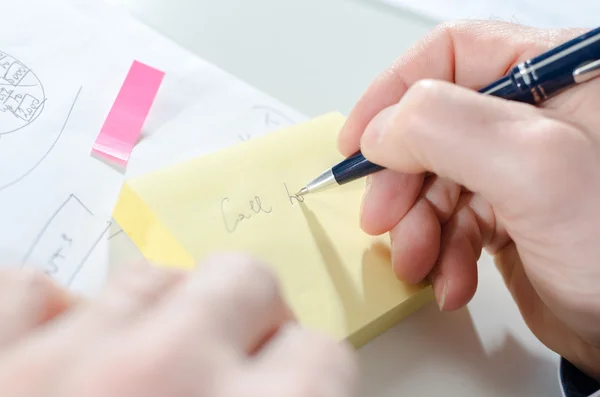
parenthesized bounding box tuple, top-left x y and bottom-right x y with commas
(309, 22, 600, 379)
(298, 25, 600, 195)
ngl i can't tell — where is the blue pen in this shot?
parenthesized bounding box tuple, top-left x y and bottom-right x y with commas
(296, 25, 600, 197)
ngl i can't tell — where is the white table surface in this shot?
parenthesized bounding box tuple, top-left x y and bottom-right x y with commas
(103, 0, 564, 395)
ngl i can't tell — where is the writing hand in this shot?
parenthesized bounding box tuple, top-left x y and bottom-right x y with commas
(339, 20, 600, 379)
(0, 258, 357, 396)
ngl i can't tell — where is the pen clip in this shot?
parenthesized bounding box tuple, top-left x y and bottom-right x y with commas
(573, 59, 600, 83)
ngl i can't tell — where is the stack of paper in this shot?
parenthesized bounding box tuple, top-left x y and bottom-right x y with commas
(112, 112, 432, 347)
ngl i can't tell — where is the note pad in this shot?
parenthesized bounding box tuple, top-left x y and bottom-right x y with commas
(113, 112, 433, 347)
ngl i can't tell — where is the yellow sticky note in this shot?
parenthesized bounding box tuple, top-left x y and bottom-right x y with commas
(113, 112, 433, 347)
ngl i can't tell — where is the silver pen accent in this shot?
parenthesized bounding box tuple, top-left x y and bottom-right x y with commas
(296, 168, 336, 196)
(573, 59, 600, 83)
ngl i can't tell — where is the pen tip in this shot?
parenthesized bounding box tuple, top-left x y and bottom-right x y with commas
(296, 187, 308, 196)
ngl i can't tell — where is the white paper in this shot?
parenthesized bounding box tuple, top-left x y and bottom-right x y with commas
(0, 0, 306, 296)
(380, 0, 600, 29)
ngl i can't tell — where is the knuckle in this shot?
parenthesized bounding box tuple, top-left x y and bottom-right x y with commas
(423, 177, 461, 221)
(405, 79, 440, 100)
(432, 18, 516, 40)
(403, 79, 451, 116)
(426, 19, 484, 50)
(431, 20, 466, 37)
(398, 80, 443, 134)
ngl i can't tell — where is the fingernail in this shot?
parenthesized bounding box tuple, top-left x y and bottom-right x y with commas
(361, 105, 396, 149)
(437, 280, 448, 311)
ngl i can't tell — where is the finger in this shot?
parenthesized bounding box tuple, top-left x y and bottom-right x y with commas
(57, 255, 293, 396)
(429, 194, 481, 311)
(247, 323, 358, 397)
(338, 21, 582, 155)
(155, 253, 294, 355)
(0, 269, 78, 347)
(53, 261, 185, 350)
(389, 199, 440, 285)
(360, 79, 547, 201)
(430, 191, 509, 311)
(421, 176, 462, 223)
(468, 191, 511, 255)
(390, 177, 461, 284)
(0, 263, 188, 394)
(33, 262, 188, 359)
(88, 261, 186, 323)
(360, 169, 423, 235)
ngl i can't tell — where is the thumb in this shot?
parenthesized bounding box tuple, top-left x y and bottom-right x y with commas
(360, 79, 546, 200)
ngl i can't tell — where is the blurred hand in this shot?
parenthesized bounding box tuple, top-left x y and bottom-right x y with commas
(0, 256, 357, 397)
(339, 20, 600, 379)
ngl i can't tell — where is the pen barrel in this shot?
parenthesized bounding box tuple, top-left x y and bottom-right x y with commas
(481, 26, 600, 104)
(479, 75, 534, 102)
(332, 152, 384, 185)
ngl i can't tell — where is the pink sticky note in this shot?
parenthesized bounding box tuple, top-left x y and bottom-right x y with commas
(92, 60, 165, 168)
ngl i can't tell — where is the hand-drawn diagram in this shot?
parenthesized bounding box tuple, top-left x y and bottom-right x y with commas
(108, 227, 124, 240)
(0, 77, 81, 192)
(0, 50, 46, 135)
(21, 194, 111, 287)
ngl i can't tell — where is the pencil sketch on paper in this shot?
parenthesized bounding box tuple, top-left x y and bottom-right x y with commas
(0, 79, 82, 193)
(108, 227, 124, 240)
(251, 105, 297, 129)
(234, 105, 299, 142)
(237, 132, 252, 142)
(0, 50, 46, 135)
(21, 194, 111, 287)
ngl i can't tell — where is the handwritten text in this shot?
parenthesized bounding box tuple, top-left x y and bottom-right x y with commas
(221, 196, 273, 233)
